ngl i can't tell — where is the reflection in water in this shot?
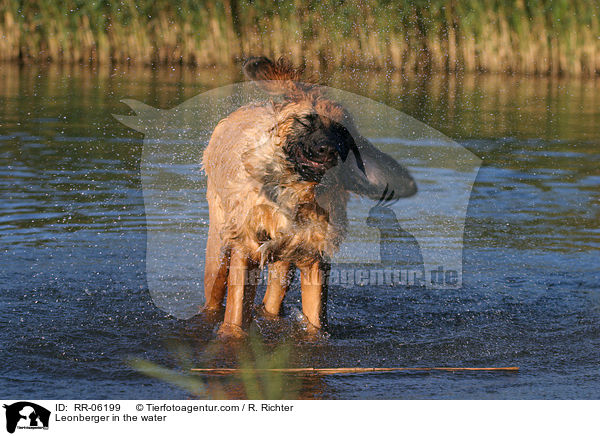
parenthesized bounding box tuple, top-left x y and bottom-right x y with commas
(0, 64, 599, 399)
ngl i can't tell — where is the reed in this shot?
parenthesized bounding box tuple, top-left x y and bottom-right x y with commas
(128, 332, 300, 400)
(1, 0, 599, 76)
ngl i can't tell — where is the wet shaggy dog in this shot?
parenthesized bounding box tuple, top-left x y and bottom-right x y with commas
(202, 57, 417, 337)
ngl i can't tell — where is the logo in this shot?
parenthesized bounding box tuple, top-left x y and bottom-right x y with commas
(3, 402, 50, 434)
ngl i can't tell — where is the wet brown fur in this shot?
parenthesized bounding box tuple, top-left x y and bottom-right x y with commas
(202, 57, 355, 337)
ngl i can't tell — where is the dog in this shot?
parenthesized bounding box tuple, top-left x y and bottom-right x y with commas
(202, 56, 417, 338)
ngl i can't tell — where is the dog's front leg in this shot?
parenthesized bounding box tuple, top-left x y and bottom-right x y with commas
(219, 247, 256, 338)
(300, 260, 329, 332)
(203, 225, 229, 312)
(262, 261, 293, 316)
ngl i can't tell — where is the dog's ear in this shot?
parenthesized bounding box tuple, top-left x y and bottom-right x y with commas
(243, 56, 313, 97)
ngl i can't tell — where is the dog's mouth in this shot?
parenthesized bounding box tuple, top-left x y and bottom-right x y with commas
(288, 144, 337, 181)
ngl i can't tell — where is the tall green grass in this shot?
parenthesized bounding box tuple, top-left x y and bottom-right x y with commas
(1, 0, 599, 75)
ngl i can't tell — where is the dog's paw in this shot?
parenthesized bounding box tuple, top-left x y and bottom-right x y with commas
(199, 304, 224, 324)
(217, 322, 248, 340)
(257, 304, 280, 320)
(292, 309, 329, 342)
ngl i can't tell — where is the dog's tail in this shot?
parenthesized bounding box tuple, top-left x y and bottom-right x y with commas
(243, 56, 315, 98)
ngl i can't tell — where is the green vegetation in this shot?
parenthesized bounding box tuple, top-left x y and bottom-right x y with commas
(1, 0, 599, 75)
(128, 332, 299, 399)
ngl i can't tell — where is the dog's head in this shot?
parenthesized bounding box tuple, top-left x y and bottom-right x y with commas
(243, 56, 417, 200)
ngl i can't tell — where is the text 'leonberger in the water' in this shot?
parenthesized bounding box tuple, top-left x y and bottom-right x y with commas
(202, 56, 417, 338)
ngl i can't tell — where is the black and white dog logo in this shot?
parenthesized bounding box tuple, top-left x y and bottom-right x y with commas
(3, 402, 50, 434)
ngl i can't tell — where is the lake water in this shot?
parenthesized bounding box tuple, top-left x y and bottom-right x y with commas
(1, 64, 598, 399)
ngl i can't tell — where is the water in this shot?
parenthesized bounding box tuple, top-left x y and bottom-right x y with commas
(1, 64, 599, 399)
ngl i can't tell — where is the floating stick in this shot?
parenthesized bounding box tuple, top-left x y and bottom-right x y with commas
(190, 367, 519, 375)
